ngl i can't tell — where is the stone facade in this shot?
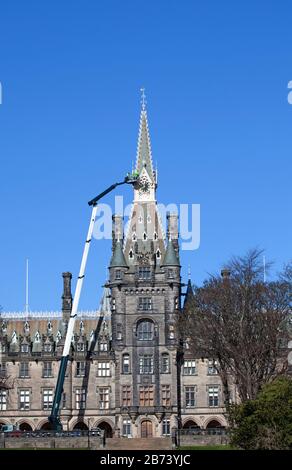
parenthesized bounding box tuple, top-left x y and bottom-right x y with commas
(0, 104, 229, 438)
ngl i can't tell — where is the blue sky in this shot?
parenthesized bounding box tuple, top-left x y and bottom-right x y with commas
(0, 0, 291, 312)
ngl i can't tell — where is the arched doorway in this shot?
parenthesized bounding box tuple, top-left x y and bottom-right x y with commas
(141, 420, 153, 438)
(97, 421, 113, 438)
(182, 420, 200, 434)
(19, 422, 33, 431)
(73, 421, 88, 431)
(183, 420, 200, 429)
(206, 419, 224, 435)
(40, 422, 53, 430)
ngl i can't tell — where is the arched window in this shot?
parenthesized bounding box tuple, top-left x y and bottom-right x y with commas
(122, 354, 130, 374)
(137, 320, 154, 341)
(161, 353, 170, 373)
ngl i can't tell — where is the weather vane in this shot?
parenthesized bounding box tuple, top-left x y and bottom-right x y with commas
(140, 87, 147, 111)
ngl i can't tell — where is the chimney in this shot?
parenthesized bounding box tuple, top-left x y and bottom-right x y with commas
(167, 212, 179, 254)
(112, 214, 123, 252)
(62, 272, 72, 323)
(221, 268, 231, 280)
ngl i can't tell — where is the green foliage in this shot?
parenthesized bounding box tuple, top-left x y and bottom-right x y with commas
(229, 376, 292, 449)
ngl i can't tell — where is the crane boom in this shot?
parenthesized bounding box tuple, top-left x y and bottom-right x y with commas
(49, 175, 138, 430)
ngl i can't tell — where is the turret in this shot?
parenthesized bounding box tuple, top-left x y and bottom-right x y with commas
(62, 272, 72, 324)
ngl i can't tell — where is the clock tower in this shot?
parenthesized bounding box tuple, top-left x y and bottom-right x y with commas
(108, 95, 181, 438)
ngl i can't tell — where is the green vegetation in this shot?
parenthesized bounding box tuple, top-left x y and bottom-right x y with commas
(229, 376, 292, 450)
(178, 445, 233, 450)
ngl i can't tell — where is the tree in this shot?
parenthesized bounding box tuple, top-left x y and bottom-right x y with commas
(229, 376, 292, 449)
(178, 249, 291, 406)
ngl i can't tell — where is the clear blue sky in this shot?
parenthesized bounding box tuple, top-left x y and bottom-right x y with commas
(0, 0, 291, 312)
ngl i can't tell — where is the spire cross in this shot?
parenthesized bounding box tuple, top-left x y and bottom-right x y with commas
(140, 87, 147, 111)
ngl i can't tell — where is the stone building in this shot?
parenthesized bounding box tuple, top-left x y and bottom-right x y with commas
(0, 102, 229, 438)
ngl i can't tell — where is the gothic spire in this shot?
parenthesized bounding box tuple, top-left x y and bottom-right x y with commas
(135, 89, 156, 185)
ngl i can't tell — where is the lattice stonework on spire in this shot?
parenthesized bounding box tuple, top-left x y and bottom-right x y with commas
(135, 110, 155, 184)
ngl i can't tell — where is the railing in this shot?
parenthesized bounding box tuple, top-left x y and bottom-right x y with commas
(179, 427, 227, 436)
(3, 429, 103, 438)
(0, 311, 101, 319)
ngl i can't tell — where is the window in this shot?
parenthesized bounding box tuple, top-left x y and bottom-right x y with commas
(116, 324, 122, 341)
(97, 362, 110, 377)
(62, 392, 66, 409)
(138, 297, 152, 311)
(21, 344, 29, 353)
(156, 249, 161, 259)
(99, 341, 108, 352)
(19, 390, 30, 410)
(44, 344, 52, 353)
(162, 418, 170, 436)
(138, 267, 151, 279)
(112, 298, 116, 311)
(161, 354, 170, 373)
(208, 360, 219, 375)
(19, 362, 29, 378)
(168, 269, 174, 279)
(183, 360, 196, 375)
(129, 250, 134, 259)
(137, 320, 154, 340)
(0, 390, 7, 411)
(185, 386, 196, 408)
(122, 354, 130, 374)
(76, 388, 86, 409)
(76, 361, 86, 377)
(169, 325, 175, 339)
(0, 344, 6, 353)
(99, 387, 110, 410)
(115, 270, 121, 280)
(175, 297, 179, 309)
(0, 363, 6, 378)
(139, 386, 154, 406)
(139, 355, 153, 374)
(122, 385, 131, 407)
(76, 343, 85, 352)
(122, 419, 131, 437)
(43, 389, 53, 410)
(43, 362, 53, 378)
(208, 386, 219, 407)
(161, 385, 171, 406)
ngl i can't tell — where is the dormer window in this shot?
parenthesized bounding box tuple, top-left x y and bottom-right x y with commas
(34, 331, 41, 343)
(132, 232, 137, 241)
(129, 250, 134, 260)
(168, 269, 174, 279)
(44, 344, 52, 353)
(154, 232, 158, 240)
(99, 341, 108, 352)
(21, 344, 29, 353)
(47, 321, 53, 334)
(24, 321, 30, 334)
(156, 249, 161, 259)
(143, 232, 147, 241)
(0, 344, 6, 353)
(79, 321, 84, 333)
(77, 343, 85, 352)
(56, 331, 62, 343)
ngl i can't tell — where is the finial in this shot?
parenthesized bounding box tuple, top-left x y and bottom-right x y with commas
(140, 87, 147, 111)
(188, 264, 191, 280)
